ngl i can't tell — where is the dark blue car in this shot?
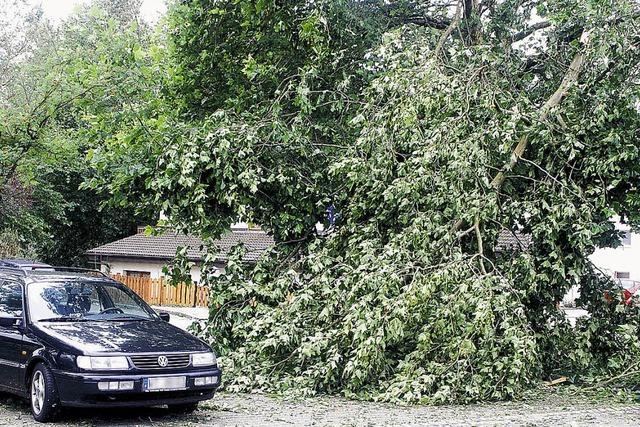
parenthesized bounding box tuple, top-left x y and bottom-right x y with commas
(0, 260, 221, 422)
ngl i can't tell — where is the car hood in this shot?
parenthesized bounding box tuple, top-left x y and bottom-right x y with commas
(33, 320, 211, 354)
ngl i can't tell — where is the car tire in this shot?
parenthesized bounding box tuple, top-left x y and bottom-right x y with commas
(168, 402, 199, 414)
(30, 363, 60, 423)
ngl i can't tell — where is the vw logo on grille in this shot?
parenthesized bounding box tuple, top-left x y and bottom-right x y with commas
(157, 355, 169, 367)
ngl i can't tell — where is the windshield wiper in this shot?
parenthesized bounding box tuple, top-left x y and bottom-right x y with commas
(37, 316, 90, 323)
(104, 315, 151, 321)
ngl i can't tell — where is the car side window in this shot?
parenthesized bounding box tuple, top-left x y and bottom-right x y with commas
(0, 281, 23, 317)
(86, 287, 103, 312)
(101, 286, 149, 317)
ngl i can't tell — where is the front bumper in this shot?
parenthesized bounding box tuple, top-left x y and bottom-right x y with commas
(52, 367, 222, 408)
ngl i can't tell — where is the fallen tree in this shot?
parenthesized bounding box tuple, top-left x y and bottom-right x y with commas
(88, 0, 640, 402)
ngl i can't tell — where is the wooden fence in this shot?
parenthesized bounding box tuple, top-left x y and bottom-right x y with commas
(111, 274, 209, 308)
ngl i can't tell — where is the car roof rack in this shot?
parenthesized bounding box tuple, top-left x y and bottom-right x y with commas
(29, 266, 109, 278)
(0, 259, 52, 270)
(0, 262, 108, 279)
(0, 266, 27, 276)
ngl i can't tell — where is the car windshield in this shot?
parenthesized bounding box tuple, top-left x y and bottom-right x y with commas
(28, 281, 155, 322)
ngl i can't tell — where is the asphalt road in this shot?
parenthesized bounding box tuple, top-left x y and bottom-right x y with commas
(1, 391, 640, 426)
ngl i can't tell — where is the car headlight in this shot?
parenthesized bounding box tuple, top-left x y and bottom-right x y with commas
(192, 352, 216, 367)
(77, 356, 129, 370)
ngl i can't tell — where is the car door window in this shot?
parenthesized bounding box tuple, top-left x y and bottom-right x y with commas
(0, 281, 23, 317)
(85, 287, 103, 312)
(101, 286, 149, 317)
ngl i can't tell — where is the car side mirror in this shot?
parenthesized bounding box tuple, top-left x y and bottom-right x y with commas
(158, 312, 170, 322)
(0, 313, 22, 328)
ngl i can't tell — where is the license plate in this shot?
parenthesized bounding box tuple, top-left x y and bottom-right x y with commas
(143, 376, 187, 392)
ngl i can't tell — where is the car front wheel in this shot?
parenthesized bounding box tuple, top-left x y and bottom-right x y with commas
(30, 363, 59, 423)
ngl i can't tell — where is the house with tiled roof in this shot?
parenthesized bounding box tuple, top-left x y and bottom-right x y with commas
(86, 224, 274, 283)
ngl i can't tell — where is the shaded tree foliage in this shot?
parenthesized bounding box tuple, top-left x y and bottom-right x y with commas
(0, 0, 152, 264)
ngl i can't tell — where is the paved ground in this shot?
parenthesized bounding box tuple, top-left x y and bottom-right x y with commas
(1, 391, 640, 426)
(151, 306, 208, 331)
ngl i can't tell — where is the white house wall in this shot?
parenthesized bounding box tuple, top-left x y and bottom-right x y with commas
(589, 235, 640, 280)
(563, 224, 639, 306)
(99, 259, 223, 284)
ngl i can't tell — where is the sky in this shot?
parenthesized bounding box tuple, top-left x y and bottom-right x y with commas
(28, 0, 167, 24)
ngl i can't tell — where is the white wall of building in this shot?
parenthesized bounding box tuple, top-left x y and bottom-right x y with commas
(102, 260, 164, 278)
(563, 222, 639, 306)
(100, 259, 221, 284)
(589, 231, 639, 280)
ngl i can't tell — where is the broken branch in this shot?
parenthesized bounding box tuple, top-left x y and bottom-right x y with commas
(511, 21, 552, 43)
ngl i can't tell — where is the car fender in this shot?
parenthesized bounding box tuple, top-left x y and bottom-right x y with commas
(24, 354, 51, 392)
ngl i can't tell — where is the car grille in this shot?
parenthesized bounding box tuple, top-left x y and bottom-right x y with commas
(130, 354, 191, 369)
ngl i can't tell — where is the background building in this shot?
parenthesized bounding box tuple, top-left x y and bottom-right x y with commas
(86, 224, 273, 283)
